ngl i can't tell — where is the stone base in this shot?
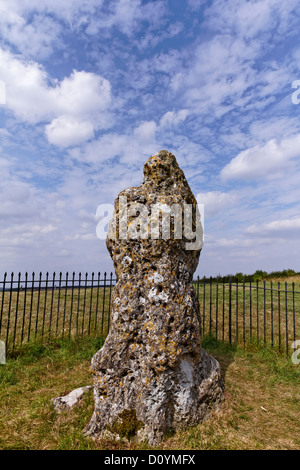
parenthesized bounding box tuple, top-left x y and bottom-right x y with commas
(85, 348, 224, 446)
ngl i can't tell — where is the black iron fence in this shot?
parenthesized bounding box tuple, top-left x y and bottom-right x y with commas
(0, 272, 299, 355)
(0, 272, 116, 352)
(195, 276, 299, 356)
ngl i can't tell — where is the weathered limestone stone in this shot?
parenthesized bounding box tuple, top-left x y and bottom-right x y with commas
(85, 150, 224, 445)
(52, 386, 93, 413)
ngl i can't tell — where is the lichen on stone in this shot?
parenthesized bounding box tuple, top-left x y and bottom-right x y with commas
(85, 150, 224, 446)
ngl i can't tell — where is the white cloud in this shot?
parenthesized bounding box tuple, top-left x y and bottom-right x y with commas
(160, 110, 188, 128)
(246, 217, 300, 237)
(70, 120, 158, 164)
(205, 0, 300, 40)
(196, 191, 238, 218)
(221, 134, 300, 181)
(45, 117, 94, 148)
(0, 49, 112, 147)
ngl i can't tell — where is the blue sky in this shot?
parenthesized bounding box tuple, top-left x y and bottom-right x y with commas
(0, 0, 300, 278)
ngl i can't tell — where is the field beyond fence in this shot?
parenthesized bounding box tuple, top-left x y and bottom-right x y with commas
(0, 272, 299, 356)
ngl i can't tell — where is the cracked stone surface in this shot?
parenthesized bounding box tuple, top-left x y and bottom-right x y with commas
(85, 150, 224, 445)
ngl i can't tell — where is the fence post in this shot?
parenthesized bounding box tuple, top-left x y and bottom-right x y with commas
(270, 281, 274, 348)
(0, 272, 7, 338)
(6, 273, 14, 349)
(107, 272, 113, 332)
(229, 276, 232, 344)
(28, 272, 35, 342)
(35, 272, 42, 339)
(76, 272, 82, 335)
(101, 272, 107, 334)
(69, 272, 75, 339)
(88, 272, 94, 336)
(12, 272, 21, 350)
(203, 277, 206, 336)
(49, 272, 56, 339)
(278, 282, 281, 352)
(216, 277, 218, 340)
(42, 272, 49, 338)
(263, 280, 266, 345)
(21, 272, 28, 344)
(243, 278, 245, 348)
(292, 282, 296, 345)
(285, 281, 288, 357)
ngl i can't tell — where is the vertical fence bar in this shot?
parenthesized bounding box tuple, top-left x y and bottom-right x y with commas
(35, 272, 42, 338)
(242, 278, 245, 348)
(222, 281, 225, 342)
(0, 272, 7, 337)
(215, 277, 218, 340)
(21, 272, 28, 345)
(271, 281, 274, 348)
(82, 273, 88, 334)
(12, 272, 21, 349)
(292, 283, 296, 345)
(229, 277, 232, 344)
(263, 280, 266, 345)
(68, 272, 75, 339)
(6, 273, 14, 348)
(285, 281, 288, 357)
(94, 272, 100, 331)
(249, 281, 252, 340)
(101, 272, 107, 334)
(236, 278, 238, 343)
(107, 272, 113, 332)
(209, 277, 212, 335)
(76, 272, 82, 335)
(88, 272, 94, 336)
(62, 272, 69, 338)
(28, 272, 35, 342)
(256, 280, 259, 345)
(278, 282, 281, 352)
(48, 272, 56, 339)
(42, 272, 49, 338)
(203, 277, 206, 335)
(56, 272, 62, 336)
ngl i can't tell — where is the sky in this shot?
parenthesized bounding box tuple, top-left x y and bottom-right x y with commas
(0, 0, 300, 279)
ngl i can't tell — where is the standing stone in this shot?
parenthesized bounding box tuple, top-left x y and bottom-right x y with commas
(85, 150, 224, 445)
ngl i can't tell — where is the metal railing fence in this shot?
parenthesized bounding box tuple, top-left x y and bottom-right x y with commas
(0, 272, 299, 355)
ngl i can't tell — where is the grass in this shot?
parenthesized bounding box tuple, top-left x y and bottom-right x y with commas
(1, 279, 299, 355)
(197, 279, 300, 355)
(0, 334, 299, 450)
(0, 286, 112, 352)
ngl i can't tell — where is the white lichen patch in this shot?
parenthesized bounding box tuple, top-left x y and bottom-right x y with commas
(147, 287, 169, 303)
(148, 272, 164, 284)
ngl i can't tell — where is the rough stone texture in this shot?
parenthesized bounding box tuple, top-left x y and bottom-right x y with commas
(85, 150, 224, 445)
(52, 386, 93, 413)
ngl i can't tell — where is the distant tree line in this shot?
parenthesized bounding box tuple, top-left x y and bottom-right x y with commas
(199, 269, 299, 283)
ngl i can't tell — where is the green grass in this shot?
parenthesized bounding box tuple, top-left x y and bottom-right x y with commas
(0, 287, 112, 352)
(197, 280, 300, 355)
(0, 334, 299, 450)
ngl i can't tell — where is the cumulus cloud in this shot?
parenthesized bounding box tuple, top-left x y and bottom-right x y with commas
(45, 117, 95, 148)
(0, 49, 112, 147)
(70, 120, 158, 164)
(221, 134, 300, 181)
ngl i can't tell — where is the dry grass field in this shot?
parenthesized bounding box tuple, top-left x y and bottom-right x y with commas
(0, 335, 299, 450)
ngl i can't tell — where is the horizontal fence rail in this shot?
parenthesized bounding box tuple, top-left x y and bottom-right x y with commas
(0, 272, 299, 356)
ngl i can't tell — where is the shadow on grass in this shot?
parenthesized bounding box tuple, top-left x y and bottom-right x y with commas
(201, 334, 237, 381)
